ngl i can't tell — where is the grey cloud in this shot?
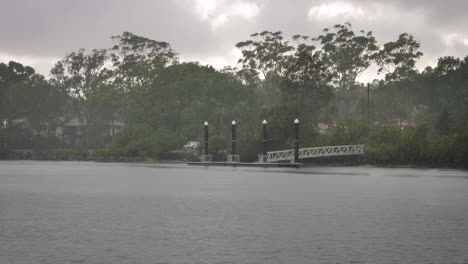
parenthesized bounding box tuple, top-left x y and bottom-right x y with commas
(0, 0, 467, 76)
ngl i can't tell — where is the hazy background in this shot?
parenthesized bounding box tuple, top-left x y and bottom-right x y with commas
(1, 0, 468, 81)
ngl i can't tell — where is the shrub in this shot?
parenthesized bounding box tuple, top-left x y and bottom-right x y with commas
(208, 135, 228, 160)
(109, 124, 184, 158)
(328, 120, 370, 146)
(366, 126, 401, 162)
(429, 134, 457, 164)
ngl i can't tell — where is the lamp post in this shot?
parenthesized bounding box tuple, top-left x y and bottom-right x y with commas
(204, 121, 209, 156)
(262, 120, 268, 156)
(231, 120, 236, 156)
(294, 118, 299, 163)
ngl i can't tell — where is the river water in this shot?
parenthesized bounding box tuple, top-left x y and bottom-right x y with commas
(1, 161, 467, 264)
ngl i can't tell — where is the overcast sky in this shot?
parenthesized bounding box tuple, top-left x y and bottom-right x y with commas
(1, 0, 467, 82)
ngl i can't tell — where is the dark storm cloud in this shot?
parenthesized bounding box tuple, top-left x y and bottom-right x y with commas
(0, 0, 467, 78)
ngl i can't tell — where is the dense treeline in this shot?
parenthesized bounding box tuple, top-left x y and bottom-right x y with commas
(1, 23, 467, 166)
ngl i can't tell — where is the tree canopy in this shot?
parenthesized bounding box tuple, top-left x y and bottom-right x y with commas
(1, 24, 467, 166)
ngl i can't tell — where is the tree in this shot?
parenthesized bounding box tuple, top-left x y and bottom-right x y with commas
(376, 33, 423, 82)
(434, 56, 462, 76)
(236, 31, 294, 82)
(1, 61, 66, 150)
(50, 49, 115, 148)
(0, 61, 37, 128)
(50, 49, 111, 100)
(288, 35, 332, 85)
(110, 31, 178, 92)
(314, 22, 378, 92)
(236, 31, 334, 122)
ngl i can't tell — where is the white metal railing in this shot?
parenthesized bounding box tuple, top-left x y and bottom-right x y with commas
(201, 155, 212, 162)
(266, 149, 294, 162)
(227, 155, 240, 163)
(257, 154, 268, 163)
(267, 144, 365, 162)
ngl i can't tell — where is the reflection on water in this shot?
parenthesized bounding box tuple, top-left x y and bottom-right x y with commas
(1, 161, 467, 263)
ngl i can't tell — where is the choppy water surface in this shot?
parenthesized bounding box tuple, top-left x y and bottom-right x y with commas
(1, 161, 467, 264)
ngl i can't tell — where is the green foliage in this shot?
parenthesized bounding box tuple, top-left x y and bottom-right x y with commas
(237, 121, 262, 161)
(50, 48, 111, 100)
(1, 27, 468, 167)
(367, 126, 402, 162)
(110, 123, 156, 156)
(429, 134, 457, 164)
(435, 109, 452, 135)
(400, 124, 429, 162)
(208, 135, 228, 160)
(260, 106, 296, 150)
(315, 22, 378, 91)
(110, 31, 178, 91)
(0, 61, 66, 151)
(328, 121, 370, 146)
(453, 132, 468, 166)
(109, 124, 184, 157)
(376, 33, 423, 82)
(434, 56, 462, 76)
(366, 123, 468, 166)
(236, 30, 294, 82)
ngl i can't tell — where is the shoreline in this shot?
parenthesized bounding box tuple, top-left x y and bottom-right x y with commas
(1, 149, 466, 170)
(1, 157, 466, 170)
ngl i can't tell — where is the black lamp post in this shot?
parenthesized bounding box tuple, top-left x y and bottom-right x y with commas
(262, 119, 268, 156)
(294, 118, 299, 163)
(231, 120, 237, 156)
(204, 121, 208, 156)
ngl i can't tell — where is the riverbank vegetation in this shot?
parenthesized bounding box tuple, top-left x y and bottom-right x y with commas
(1, 24, 467, 167)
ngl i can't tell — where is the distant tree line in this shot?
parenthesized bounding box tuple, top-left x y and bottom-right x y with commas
(1, 23, 467, 166)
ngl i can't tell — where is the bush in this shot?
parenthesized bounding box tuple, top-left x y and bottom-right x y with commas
(207, 135, 228, 160)
(109, 124, 184, 158)
(453, 131, 468, 166)
(366, 126, 401, 162)
(398, 124, 429, 162)
(429, 134, 457, 164)
(328, 120, 370, 146)
(365, 123, 466, 166)
(237, 123, 262, 162)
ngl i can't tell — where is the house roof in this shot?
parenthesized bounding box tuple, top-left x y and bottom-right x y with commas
(63, 117, 87, 127)
(317, 122, 329, 130)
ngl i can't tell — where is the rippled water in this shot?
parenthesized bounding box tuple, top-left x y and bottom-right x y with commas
(1, 161, 467, 263)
